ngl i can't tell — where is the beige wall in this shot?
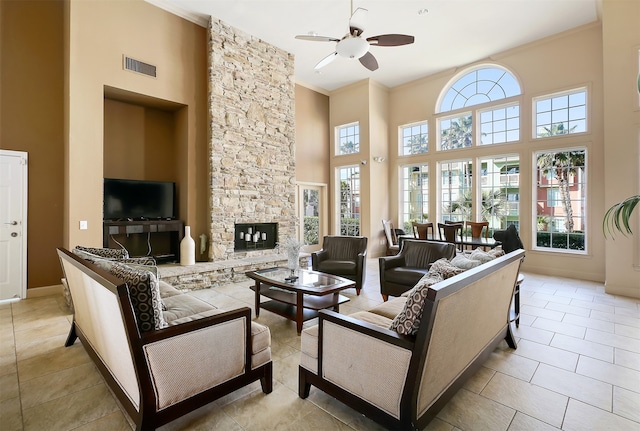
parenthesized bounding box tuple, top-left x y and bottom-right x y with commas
(65, 0, 207, 252)
(295, 85, 330, 184)
(602, 0, 640, 297)
(0, 0, 65, 288)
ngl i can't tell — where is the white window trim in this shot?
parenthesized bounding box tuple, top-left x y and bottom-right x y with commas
(531, 86, 589, 140)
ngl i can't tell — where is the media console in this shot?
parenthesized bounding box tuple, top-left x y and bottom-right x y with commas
(103, 219, 184, 263)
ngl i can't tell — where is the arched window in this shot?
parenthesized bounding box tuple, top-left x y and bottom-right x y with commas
(438, 66, 521, 113)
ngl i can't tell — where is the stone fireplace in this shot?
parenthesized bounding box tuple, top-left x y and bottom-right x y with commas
(207, 18, 296, 262)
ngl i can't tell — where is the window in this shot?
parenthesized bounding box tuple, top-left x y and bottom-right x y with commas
(479, 155, 520, 233)
(437, 66, 521, 151)
(338, 166, 360, 236)
(337, 123, 359, 155)
(401, 164, 428, 232)
(439, 113, 473, 150)
(479, 104, 520, 145)
(401, 122, 428, 155)
(439, 66, 521, 112)
(534, 88, 587, 138)
(535, 148, 586, 252)
(440, 160, 472, 222)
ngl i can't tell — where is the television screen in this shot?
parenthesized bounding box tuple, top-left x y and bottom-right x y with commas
(104, 178, 175, 221)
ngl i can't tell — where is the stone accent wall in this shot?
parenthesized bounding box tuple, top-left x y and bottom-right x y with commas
(207, 18, 297, 262)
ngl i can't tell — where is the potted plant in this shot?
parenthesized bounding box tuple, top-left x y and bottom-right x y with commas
(603, 195, 640, 238)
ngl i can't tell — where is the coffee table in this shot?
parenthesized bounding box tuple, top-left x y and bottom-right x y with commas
(247, 267, 355, 334)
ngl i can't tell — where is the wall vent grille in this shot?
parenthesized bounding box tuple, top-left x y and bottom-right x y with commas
(123, 56, 157, 78)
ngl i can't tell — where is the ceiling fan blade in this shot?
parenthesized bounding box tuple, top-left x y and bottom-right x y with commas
(314, 52, 338, 70)
(367, 34, 415, 47)
(359, 51, 378, 71)
(295, 35, 340, 42)
(349, 7, 367, 36)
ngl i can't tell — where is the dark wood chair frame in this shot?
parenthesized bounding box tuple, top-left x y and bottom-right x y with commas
(58, 248, 273, 431)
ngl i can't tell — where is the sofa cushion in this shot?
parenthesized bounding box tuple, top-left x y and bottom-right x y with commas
(162, 294, 217, 324)
(368, 297, 407, 320)
(94, 260, 167, 332)
(384, 267, 429, 285)
(317, 260, 356, 275)
(389, 272, 443, 335)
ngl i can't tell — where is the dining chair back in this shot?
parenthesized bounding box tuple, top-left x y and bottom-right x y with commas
(411, 222, 435, 240)
(467, 221, 490, 239)
(437, 222, 463, 244)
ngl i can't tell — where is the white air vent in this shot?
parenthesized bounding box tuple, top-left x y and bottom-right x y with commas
(123, 56, 157, 78)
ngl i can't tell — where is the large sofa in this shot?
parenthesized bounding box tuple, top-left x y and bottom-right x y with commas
(299, 248, 525, 430)
(57, 247, 273, 431)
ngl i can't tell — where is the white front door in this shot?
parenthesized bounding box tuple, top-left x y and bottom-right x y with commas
(0, 150, 28, 300)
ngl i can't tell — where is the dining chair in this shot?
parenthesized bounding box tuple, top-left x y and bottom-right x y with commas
(411, 222, 435, 240)
(437, 222, 463, 247)
(467, 221, 489, 239)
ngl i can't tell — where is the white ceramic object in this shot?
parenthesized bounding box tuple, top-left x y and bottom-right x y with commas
(180, 225, 196, 266)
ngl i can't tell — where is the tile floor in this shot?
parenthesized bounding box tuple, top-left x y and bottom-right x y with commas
(1, 260, 639, 430)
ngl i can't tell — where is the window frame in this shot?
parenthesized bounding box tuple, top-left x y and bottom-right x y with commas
(532, 146, 587, 254)
(532, 87, 588, 140)
(399, 121, 429, 156)
(335, 122, 360, 156)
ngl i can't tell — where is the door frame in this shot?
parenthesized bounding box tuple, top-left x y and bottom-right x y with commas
(0, 149, 28, 301)
(296, 182, 327, 253)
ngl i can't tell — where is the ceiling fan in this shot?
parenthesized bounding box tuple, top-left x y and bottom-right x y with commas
(295, 1, 415, 72)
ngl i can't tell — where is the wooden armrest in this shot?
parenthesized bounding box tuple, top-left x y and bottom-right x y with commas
(140, 306, 252, 344)
(319, 310, 414, 350)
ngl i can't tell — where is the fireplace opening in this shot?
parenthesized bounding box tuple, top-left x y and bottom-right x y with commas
(234, 223, 278, 251)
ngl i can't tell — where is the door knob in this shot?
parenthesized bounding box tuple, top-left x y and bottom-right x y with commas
(11, 232, 18, 237)
(4, 221, 18, 225)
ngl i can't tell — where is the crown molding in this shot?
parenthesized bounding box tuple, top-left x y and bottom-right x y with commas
(145, 0, 209, 27)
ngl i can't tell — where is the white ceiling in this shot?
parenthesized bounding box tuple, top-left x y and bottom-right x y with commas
(148, 0, 600, 93)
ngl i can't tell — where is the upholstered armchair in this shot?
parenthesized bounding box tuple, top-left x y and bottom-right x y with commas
(311, 235, 368, 295)
(379, 239, 456, 301)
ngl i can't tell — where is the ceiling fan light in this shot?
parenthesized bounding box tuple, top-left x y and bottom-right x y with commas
(336, 37, 369, 59)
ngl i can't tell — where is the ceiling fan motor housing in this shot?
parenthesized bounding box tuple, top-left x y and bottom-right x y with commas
(337, 36, 370, 59)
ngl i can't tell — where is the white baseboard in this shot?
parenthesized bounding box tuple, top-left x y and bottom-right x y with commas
(27, 284, 64, 298)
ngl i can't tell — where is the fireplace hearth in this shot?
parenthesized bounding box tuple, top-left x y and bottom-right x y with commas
(234, 223, 278, 251)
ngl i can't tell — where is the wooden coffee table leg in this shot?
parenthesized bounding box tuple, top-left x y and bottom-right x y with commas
(255, 280, 261, 317)
(296, 292, 304, 334)
(332, 292, 340, 312)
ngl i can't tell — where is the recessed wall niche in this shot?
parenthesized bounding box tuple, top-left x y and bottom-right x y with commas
(103, 87, 183, 186)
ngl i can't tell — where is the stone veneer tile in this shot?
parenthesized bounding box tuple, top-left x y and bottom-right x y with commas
(207, 17, 296, 264)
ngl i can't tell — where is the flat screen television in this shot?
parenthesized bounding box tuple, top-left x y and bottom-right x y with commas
(104, 178, 176, 221)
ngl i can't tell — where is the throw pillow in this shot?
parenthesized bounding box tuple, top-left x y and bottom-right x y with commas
(74, 245, 129, 259)
(487, 248, 505, 258)
(468, 249, 495, 263)
(93, 260, 167, 332)
(450, 254, 482, 270)
(428, 258, 466, 279)
(389, 272, 443, 335)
